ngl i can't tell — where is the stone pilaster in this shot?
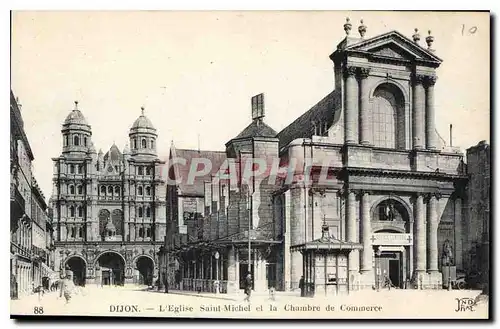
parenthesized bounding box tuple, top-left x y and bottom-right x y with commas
(344, 66, 358, 144)
(358, 68, 371, 145)
(360, 191, 372, 273)
(346, 190, 359, 281)
(414, 194, 426, 272)
(412, 74, 426, 149)
(427, 193, 439, 272)
(425, 76, 437, 150)
(454, 196, 463, 269)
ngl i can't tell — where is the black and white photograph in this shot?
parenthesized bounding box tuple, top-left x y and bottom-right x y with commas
(9, 10, 490, 319)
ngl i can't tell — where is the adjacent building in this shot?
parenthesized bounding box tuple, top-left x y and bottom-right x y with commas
(51, 104, 167, 286)
(162, 22, 470, 294)
(465, 140, 490, 292)
(10, 90, 56, 298)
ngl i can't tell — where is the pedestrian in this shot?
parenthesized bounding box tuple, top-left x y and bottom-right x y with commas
(243, 273, 252, 303)
(299, 276, 305, 297)
(59, 270, 77, 304)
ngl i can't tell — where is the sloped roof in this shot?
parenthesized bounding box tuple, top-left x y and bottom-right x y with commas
(276, 89, 340, 149)
(104, 144, 122, 162)
(169, 148, 227, 196)
(232, 119, 277, 140)
(343, 30, 443, 64)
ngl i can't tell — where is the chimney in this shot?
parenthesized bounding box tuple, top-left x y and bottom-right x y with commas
(251, 93, 265, 123)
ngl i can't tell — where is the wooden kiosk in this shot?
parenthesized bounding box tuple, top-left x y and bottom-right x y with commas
(291, 222, 362, 297)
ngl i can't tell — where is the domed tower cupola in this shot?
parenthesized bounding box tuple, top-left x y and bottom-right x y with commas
(61, 101, 92, 154)
(129, 107, 157, 157)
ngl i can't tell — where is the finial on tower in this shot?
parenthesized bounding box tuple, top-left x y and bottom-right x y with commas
(426, 30, 434, 50)
(412, 28, 421, 44)
(141, 106, 145, 116)
(74, 101, 79, 111)
(344, 17, 352, 36)
(358, 19, 367, 38)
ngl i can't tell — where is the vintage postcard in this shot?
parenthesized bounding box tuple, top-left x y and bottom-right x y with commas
(10, 10, 490, 319)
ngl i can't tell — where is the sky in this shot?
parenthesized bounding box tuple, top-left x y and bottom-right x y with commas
(11, 11, 490, 199)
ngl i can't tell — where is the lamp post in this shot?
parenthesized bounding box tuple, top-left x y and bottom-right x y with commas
(214, 251, 220, 294)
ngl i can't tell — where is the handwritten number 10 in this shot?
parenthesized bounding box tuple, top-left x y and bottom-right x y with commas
(462, 24, 478, 35)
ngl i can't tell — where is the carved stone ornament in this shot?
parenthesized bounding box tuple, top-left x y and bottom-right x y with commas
(344, 66, 358, 78)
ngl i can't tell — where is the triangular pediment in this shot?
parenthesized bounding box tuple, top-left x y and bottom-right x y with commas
(345, 30, 442, 64)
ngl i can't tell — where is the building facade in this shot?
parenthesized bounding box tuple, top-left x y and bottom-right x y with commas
(163, 23, 469, 293)
(10, 91, 35, 298)
(465, 140, 490, 292)
(51, 104, 166, 286)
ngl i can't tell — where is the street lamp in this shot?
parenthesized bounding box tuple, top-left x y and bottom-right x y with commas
(214, 251, 220, 294)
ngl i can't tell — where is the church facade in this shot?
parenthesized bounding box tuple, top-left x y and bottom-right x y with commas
(51, 104, 166, 286)
(163, 21, 468, 293)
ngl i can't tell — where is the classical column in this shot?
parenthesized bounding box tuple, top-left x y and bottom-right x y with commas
(358, 68, 372, 145)
(344, 66, 358, 144)
(425, 76, 437, 150)
(346, 190, 356, 242)
(414, 194, 426, 272)
(346, 190, 359, 278)
(360, 191, 372, 272)
(454, 196, 463, 269)
(412, 74, 426, 149)
(427, 194, 439, 272)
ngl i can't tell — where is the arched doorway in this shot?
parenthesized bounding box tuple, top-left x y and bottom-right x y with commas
(135, 256, 154, 286)
(66, 256, 86, 286)
(96, 252, 125, 286)
(371, 197, 412, 289)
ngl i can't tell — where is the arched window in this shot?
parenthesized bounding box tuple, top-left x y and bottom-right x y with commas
(150, 140, 155, 149)
(100, 186, 106, 195)
(77, 164, 83, 174)
(74, 135, 80, 146)
(115, 186, 120, 196)
(133, 138, 137, 149)
(65, 135, 69, 147)
(78, 227, 83, 238)
(371, 84, 405, 149)
(78, 206, 83, 217)
(138, 186, 143, 195)
(108, 186, 113, 195)
(146, 186, 151, 196)
(71, 227, 76, 238)
(138, 166, 143, 175)
(84, 137, 87, 147)
(141, 139, 147, 148)
(77, 185, 83, 195)
(70, 164, 75, 174)
(69, 206, 75, 217)
(138, 206, 143, 217)
(146, 228, 151, 238)
(69, 185, 75, 195)
(146, 207, 151, 217)
(139, 228, 144, 238)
